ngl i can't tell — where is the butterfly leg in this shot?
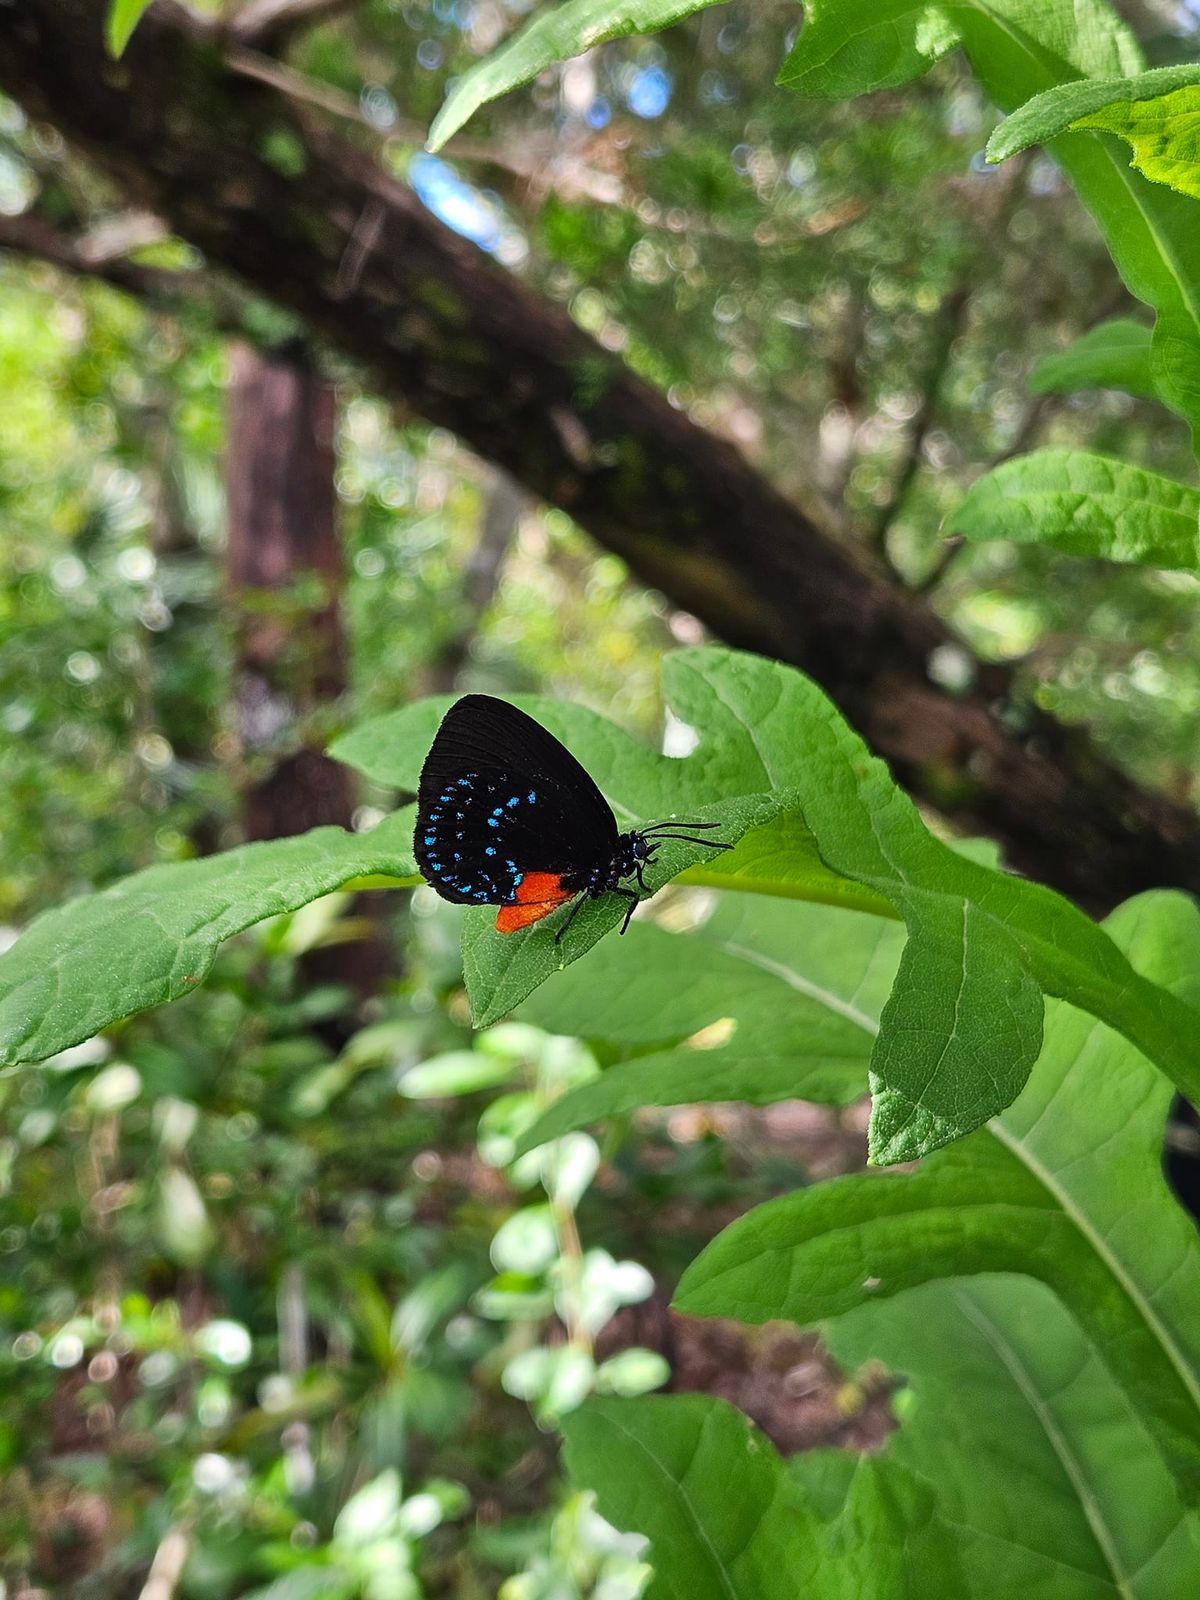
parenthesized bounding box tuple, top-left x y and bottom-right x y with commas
(553, 894, 588, 946)
(615, 887, 640, 935)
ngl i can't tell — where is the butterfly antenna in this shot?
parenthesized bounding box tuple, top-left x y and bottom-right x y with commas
(641, 819, 723, 835)
(642, 832, 732, 851)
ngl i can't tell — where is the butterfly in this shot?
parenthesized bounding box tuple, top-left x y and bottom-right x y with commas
(414, 694, 731, 942)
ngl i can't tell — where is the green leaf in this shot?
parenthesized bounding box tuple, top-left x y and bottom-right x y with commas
(677, 890, 1200, 1496)
(776, 3, 960, 98)
(399, 1049, 516, 1097)
(986, 63, 1200, 165)
(459, 792, 786, 1029)
(514, 896, 902, 1153)
(105, 0, 155, 57)
(561, 1396, 816, 1598)
(1028, 317, 1156, 397)
(783, 4, 1200, 440)
(342, 649, 1200, 1164)
(562, 1394, 961, 1597)
(949, 448, 1200, 568)
(0, 811, 417, 1066)
(426, 0, 730, 152)
(1073, 84, 1200, 201)
(826, 1279, 1200, 1595)
(779, 0, 1142, 102)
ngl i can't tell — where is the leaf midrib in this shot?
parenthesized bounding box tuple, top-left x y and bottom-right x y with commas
(951, 1287, 1137, 1599)
(987, 1116, 1200, 1415)
(772, 954, 1200, 1421)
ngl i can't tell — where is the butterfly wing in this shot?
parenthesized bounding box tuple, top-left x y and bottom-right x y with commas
(415, 694, 619, 907)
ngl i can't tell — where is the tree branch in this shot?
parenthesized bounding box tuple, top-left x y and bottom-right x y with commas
(1, 0, 1198, 910)
(227, 0, 360, 50)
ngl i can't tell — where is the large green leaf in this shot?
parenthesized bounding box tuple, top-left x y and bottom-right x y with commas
(781, 2, 1200, 440)
(677, 890, 1200, 1496)
(986, 63, 1200, 166)
(561, 1394, 958, 1598)
(0, 812, 416, 1066)
(825, 1279, 1200, 1597)
(426, 0, 730, 152)
(338, 649, 1200, 1165)
(949, 448, 1200, 568)
(514, 897, 903, 1148)
(561, 1396, 816, 1599)
(1028, 317, 1156, 397)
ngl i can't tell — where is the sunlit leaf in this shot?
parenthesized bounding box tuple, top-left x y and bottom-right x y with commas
(105, 0, 154, 57)
(986, 63, 1200, 166)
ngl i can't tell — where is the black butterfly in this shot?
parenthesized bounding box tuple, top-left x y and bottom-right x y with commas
(414, 694, 731, 942)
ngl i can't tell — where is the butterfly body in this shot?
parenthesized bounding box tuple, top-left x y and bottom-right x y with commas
(415, 694, 730, 940)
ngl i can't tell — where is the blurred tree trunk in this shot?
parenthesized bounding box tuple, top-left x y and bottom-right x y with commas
(225, 343, 392, 1004)
(225, 341, 353, 841)
(3, 0, 1200, 910)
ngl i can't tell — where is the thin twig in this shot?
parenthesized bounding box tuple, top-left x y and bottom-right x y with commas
(138, 1522, 192, 1600)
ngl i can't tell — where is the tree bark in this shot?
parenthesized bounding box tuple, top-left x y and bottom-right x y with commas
(225, 341, 353, 841)
(1, 0, 1197, 908)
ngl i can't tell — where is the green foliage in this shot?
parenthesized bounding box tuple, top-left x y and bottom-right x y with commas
(782, 0, 1200, 440)
(7, 0, 1200, 1590)
(514, 896, 900, 1150)
(677, 891, 1200, 1500)
(1028, 316, 1155, 397)
(985, 62, 1200, 171)
(427, 0, 729, 151)
(0, 813, 416, 1065)
(950, 449, 1200, 567)
(105, 0, 155, 57)
(13, 646, 1200, 1174)
(561, 1395, 959, 1598)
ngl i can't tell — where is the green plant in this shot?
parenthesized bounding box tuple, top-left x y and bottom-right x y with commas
(14, 0, 1200, 1588)
(5, 642, 1200, 1588)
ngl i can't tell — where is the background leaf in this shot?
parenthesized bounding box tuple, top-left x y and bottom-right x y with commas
(427, 0, 730, 151)
(948, 449, 1200, 568)
(105, 0, 154, 57)
(782, 2, 1200, 440)
(1027, 317, 1155, 397)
